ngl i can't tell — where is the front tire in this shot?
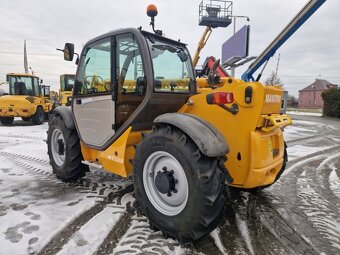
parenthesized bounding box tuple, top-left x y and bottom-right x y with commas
(0, 117, 14, 126)
(133, 125, 227, 242)
(32, 107, 45, 125)
(47, 115, 88, 182)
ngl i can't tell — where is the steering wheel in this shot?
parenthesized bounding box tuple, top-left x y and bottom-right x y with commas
(84, 75, 104, 92)
(84, 75, 103, 83)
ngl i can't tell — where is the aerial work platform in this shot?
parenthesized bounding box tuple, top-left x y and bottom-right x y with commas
(199, 0, 232, 28)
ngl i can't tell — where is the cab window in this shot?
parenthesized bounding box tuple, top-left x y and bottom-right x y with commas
(115, 34, 146, 129)
(146, 37, 194, 93)
(117, 34, 145, 97)
(33, 78, 40, 97)
(75, 38, 112, 95)
(9, 76, 39, 96)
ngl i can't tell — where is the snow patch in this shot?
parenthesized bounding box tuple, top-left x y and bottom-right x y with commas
(282, 155, 324, 176)
(329, 169, 340, 199)
(57, 207, 124, 255)
(287, 144, 331, 161)
(210, 228, 228, 255)
(235, 213, 255, 255)
(287, 111, 322, 117)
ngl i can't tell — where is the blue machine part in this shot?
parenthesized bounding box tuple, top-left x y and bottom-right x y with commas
(241, 0, 326, 82)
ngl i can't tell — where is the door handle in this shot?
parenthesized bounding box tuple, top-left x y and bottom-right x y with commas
(76, 99, 82, 105)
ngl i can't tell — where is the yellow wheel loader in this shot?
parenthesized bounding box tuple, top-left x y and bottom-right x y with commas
(47, 0, 325, 241)
(59, 74, 75, 106)
(0, 73, 53, 125)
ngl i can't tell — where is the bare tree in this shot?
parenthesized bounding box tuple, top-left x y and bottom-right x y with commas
(265, 71, 283, 86)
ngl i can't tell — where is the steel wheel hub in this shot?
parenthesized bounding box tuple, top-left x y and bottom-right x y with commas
(51, 129, 66, 167)
(143, 151, 188, 216)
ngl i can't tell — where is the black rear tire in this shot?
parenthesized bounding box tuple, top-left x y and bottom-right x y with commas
(47, 115, 88, 182)
(133, 124, 227, 242)
(32, 107, 45, 125)
(0, 117, 14, 126)
(22, 117, 31, 121)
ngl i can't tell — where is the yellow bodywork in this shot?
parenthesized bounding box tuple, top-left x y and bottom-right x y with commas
(0, 73, 53, 118)
(81, 127, 142, 177)
(59, 91, 73, 106)
(59, 74, 75, 106)
(80, 77, 291, 189)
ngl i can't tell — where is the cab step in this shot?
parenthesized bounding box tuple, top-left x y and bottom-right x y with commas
(81, 160, 103, 169)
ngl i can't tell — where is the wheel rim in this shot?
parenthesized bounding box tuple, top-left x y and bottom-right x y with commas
(143, 151, 189, 216)
(51, 128, 66, 167)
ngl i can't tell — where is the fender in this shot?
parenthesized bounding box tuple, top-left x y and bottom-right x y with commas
(154, 113, 229, 157)
(53, 106, 76, 130)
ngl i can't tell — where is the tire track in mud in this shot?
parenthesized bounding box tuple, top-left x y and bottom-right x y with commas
(214, 190, 308, 255)
(0, 146, 194, 255)
(296, 156, 340, 253)
(269, 151, 340, 255)
(38, 186, 134, 255)
(0, 133, 45, 141)
(0, 150, 140, 254)
(0, 138, 222, 254)
(285, 145, 340, 171)
(286, 133, 335, 147)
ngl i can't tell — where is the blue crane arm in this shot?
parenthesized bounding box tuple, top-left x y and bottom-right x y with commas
(241, 0, 326, 82)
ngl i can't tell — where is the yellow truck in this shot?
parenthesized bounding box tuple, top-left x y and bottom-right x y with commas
(0, 73, 53, 125)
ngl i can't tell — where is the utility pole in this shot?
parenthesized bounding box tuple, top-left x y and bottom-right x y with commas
(230, 15, 250, 77)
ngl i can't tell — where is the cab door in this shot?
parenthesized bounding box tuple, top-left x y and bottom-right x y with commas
(72, 37, 115, 149)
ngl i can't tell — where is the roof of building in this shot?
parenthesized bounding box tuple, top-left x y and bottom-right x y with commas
(299, 79, 338, 92)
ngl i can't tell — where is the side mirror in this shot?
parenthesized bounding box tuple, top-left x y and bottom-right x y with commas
(64, 43, 75, 61)
(40, 79, 43, 84)
(6, 75, 9, 82)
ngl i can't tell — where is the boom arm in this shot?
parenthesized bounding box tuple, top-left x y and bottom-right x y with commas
(193, 26, 213, 67)
(241, 0, 326, 82)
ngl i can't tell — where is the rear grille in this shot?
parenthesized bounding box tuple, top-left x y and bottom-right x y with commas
(25, 96, 34, 103)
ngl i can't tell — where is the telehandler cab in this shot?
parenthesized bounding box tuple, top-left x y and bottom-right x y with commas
(0, 73, 53, 125)
(47, 0, 325, 241)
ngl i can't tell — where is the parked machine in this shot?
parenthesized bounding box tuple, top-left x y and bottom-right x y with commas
(47, 0, 325, 241)
(0, 73, 53, 125)
(59, 74, 75, 106)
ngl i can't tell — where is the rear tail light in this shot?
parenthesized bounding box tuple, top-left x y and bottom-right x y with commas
(206, 92, 234, 105)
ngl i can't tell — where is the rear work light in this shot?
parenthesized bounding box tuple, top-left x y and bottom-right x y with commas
(206, 92, 234, 105)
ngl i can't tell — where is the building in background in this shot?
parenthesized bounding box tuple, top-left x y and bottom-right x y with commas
(298, 79, 338, 108)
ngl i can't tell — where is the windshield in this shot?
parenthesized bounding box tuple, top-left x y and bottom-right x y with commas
(9, 76, 40, 96)
(61, 75, 75, 91)
(146, 37, 194, 93)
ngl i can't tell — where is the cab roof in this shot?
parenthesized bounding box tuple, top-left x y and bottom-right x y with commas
(85, 28, 187, 49)
(7, 73, 39, 79)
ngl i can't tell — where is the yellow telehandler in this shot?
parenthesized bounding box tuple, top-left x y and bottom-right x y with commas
(0, 73, 53, 125)
(47, 0, 325, 241)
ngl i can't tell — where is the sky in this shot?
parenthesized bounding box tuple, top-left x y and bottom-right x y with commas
(0, 0, 339, 97)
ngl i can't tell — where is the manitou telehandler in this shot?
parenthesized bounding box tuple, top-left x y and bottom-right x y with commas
(59, 74, 75, 106)
(47, 0, 325, 241)
(0, 73, 53, 125)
